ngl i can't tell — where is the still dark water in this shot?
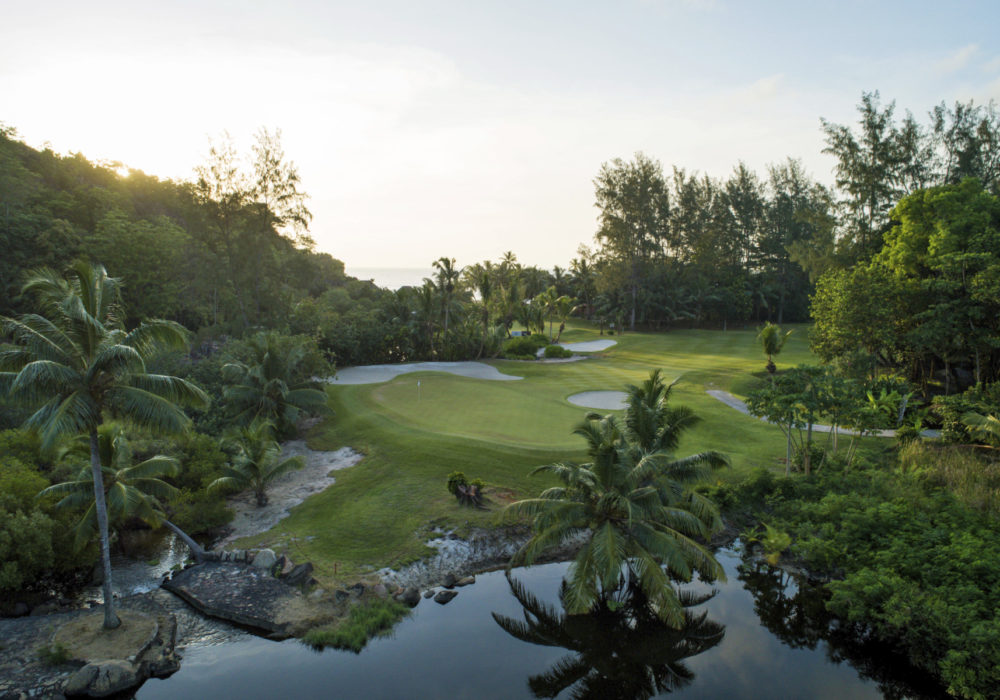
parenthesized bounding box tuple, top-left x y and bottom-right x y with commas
(137, 548, 939, 700)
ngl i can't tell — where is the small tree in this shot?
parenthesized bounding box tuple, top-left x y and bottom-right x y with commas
(747, 366, 827, 476)
(756, 322, 793, 378)
(210, 420, 304, 506)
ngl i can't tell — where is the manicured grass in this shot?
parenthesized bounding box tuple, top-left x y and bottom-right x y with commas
(236, 323, 827, 582)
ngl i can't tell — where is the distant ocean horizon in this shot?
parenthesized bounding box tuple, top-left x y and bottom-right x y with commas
(347, 267, 435, 290)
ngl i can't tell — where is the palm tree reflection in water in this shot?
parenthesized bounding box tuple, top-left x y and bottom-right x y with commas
(493, 574, 724, 699)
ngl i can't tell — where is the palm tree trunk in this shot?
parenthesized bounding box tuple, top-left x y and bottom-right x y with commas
(162, 520, 205, 563)
(90, 428, 120, 630)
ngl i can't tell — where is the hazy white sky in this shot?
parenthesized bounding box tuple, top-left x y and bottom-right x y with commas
(3, 0, 999, 268)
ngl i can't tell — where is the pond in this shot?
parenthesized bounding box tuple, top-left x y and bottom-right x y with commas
(136, 547, 944, 699)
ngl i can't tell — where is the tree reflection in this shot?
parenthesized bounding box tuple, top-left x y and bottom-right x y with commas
(492, 574, 724, 699)
(737, 556, 950, 700)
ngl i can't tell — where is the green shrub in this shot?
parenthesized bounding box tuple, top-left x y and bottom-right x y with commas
(167, 489, 234, 535)
(502, 337, 539, 357)
(446, 472, 468, 495)
(0, 509, 56, 593)
(543, 345, 572, 359)
(932, 382, 1000, 443)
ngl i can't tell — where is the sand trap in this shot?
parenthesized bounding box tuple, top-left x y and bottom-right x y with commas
(567, 390, 628, 410)
(215, 441, 363, 548)
(561, 340, 617, 352)
(328, 361, 523, 385)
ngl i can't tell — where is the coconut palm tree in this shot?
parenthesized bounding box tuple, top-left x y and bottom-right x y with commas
(39, 425, 205, 561)
(0, 262, 208, 628)
(757, 322, 793, 377)
(962, 411, 1000, 448)
(223, 331, 331, 437)
(493, 574, 724, 699)
(209, 420, 304, 506)
(432, 256, 461, 336)
(553, 294, 581, 343)
(507, 375, 727, 626)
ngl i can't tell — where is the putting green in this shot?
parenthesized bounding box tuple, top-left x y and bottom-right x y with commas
(236, 323, 821, 579)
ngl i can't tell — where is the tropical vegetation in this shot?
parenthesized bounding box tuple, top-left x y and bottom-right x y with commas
(507, 371, 727, 625)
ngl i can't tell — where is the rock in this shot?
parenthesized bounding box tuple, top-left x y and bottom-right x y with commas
(454, 576, 476, 587)
(64, 665, 100, 696)
(433, 590, 458, 605)
(11, 601, 29, 617)
(334, 589, 350, 603)
(65, 659, 138, 697)
(348, 583, 365, 598)
(442, 573, 457, 588)
(251, 549, 278, 570)
(284, 562, 314, 587)
(422, 589, 436, 599)
(372, 583, 388, 599)
(308, 588, 326, 602)
(397, 587, 421, 607)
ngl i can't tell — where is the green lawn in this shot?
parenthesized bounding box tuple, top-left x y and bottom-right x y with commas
(236, 323, 819, 582)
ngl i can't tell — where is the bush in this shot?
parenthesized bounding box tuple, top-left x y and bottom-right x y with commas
(933, 382, 1000, 444)
(543, 345, 573, 359)
(446, 472, 468, 495)
(167, 489, 234, 535)
(502, 337, 539, 357)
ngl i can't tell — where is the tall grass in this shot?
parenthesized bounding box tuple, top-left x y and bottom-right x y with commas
(302, 598, 409, 652)
(898, 442, 1000, 517)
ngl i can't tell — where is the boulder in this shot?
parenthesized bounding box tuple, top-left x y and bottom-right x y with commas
(442, 573, 457, 588)
(397, 587, 421, 607)
(372, 583, 388, 599)
(334, 589, 350, 603)
(251, 549, 278, 570)
(65, 659, 138, 697)
(434, 590, 458, 605)
(284, 562, 314, 587)
(348, 583, 365, 598)
(454, 576, 476, 587)
(422, 589, 436, 599)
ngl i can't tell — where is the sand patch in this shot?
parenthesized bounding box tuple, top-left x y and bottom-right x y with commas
(567, 390, 628, 410)
(327, 361, 523, 385)
(215, 441, 363, 547)
(560, 340, 617, 352)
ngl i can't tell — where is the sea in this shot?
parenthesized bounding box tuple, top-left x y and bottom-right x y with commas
(347, 267, 434, 290)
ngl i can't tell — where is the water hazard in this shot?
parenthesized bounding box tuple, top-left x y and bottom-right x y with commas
(136, 547, 944, 699)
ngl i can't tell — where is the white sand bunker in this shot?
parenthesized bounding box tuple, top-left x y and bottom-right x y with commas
(328, 361, 523, 385)
(567, 390, 628, 410)
(215, 441, 363, 548)
(560, 339, 617, 352)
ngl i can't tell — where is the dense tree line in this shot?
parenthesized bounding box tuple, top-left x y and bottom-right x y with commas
(586, 92, 1000, 332)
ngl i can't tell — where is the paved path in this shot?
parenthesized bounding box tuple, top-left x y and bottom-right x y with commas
(705, 389, 941, 438)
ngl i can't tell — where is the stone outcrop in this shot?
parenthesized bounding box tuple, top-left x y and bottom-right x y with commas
(162, 562, 301, 636)
(251, 549, 278, 570)
(64, 659, 138, 697)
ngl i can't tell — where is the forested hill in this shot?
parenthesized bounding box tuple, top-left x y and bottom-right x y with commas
(0, 125, 362, 330)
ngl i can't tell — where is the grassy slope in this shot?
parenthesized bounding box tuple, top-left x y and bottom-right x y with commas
(236, 323, 818, 581)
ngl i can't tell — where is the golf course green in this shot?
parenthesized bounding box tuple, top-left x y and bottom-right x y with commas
(235, 323, 817, 583)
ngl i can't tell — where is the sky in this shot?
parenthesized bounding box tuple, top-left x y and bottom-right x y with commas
(3, 0, 1000, 270)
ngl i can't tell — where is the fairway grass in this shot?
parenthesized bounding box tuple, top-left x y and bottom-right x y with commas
(235, 323, 819, 582)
